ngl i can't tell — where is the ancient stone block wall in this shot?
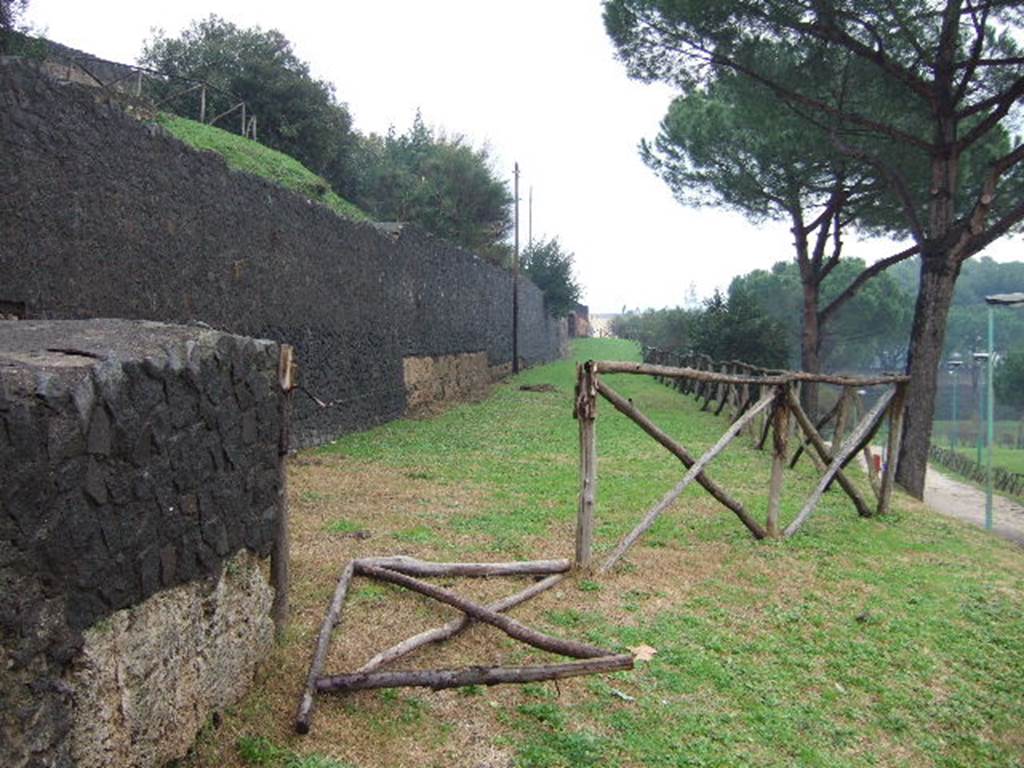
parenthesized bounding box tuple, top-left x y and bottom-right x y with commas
(0, 60, 568, 448)
(0, 319, 282, 768)
(402, 351, 494, 411)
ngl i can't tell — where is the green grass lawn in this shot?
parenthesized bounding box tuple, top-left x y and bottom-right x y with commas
(207, 338, 1024, 768)
(157, 113, 370, 222)
(951, 445, 1024, 476)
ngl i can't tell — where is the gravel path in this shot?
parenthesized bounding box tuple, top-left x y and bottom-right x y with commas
(924, 464, 1024, 545)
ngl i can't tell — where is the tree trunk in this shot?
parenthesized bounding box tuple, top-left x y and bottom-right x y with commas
(895, 253, 960, 497)
(800, 279, 822, 418)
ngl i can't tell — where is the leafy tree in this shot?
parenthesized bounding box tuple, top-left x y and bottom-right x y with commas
(734, 259, 913, 371)
(611, 306, 697, 350)
(605, 0, 1024, 496)
(611, 290, 787, 367)
(890, 256, 1024, 361)
(520, 237, 582, 317)
(995, 350, 1024, 419)
(141, 16, 355, 190)
(642, 65, 909, 414)
(0, 0, 28, 53)
(692, 289, 790, 368)
(347, 113, 512, 259)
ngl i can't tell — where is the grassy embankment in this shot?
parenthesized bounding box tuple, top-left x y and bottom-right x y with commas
(187, 338, 1024, 768)
(156, 113, 370, 222)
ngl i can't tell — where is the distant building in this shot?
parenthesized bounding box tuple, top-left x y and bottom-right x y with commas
(567, 303, 591, 338)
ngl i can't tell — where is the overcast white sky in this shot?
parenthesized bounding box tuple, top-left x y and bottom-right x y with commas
(24, 0, 1023, 313)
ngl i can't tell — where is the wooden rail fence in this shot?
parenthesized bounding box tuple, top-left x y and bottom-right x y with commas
(574, 354, 909, 571)
(296, 348, 907, 735)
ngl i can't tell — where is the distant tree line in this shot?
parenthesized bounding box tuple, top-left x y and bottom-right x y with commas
(611, 286, 789, 369)
(614, 257, 1024, 385)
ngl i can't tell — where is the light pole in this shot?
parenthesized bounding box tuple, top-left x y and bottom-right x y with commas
(982, 293, 1024, 531)
(948, 354, 963, 450)
(973, 350, 988, 468)
(512, 162, 520, 374)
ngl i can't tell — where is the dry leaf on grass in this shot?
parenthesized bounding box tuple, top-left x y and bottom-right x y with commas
(629, 644, 657, 661)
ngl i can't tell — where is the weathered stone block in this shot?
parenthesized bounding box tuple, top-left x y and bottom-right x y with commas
(0, 319, 281, 768)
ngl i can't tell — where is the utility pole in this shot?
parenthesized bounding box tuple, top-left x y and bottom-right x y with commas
(528, 186, 533, 249)
(513, 163, 520, 374)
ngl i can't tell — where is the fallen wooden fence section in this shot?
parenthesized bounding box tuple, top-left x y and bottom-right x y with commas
(296, 556, 631, 735)
(575, 356, 909, 569)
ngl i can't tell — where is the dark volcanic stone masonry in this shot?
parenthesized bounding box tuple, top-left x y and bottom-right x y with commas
(0, 59, 567, 448)
(0, 319, 282, 767)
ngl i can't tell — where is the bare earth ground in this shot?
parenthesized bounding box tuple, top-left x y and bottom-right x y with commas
(924, 463, 1024, 545)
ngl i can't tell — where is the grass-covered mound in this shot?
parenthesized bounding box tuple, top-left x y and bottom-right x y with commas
(157, 113, 370, 222)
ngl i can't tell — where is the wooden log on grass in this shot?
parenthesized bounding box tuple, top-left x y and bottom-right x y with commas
(356, 556, 570, 578)
(356, 563, 608, 659)
(601, 389, 777, 572)
(357, 573, 566, 673)
(593, 379, 764, 539)
(295, 561, 355, 734)
(783, 388, 895, 538)
(317, 654, 635, 694)
(784, 390, 873, 518)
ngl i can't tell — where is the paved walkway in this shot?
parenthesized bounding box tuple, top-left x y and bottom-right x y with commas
(924, 464, 1024, 545)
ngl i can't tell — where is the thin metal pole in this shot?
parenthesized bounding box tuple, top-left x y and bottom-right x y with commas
(512, 162, 520, 374)
(951, 369, 959, 450)
(986, 307, 994, 530)
(977, 362, 984, 466)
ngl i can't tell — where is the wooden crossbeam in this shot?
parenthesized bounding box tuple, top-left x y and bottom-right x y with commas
(784, 390, 873, 518)
(600, 389, 777, 572)
(784, 389, 895, 538)
(789, 395, 844, 469)
(593, 360, 908, 388)
(594, 379, 765, 539)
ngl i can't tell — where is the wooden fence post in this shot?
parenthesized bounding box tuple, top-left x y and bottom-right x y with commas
(575, 361, 598, 569)
(877, 383, 907, 515)
(766, 387, 789, 538)
(272, 344, 296, 639)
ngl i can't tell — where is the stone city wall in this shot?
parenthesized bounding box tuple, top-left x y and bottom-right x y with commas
(0, 60, 567, 448)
